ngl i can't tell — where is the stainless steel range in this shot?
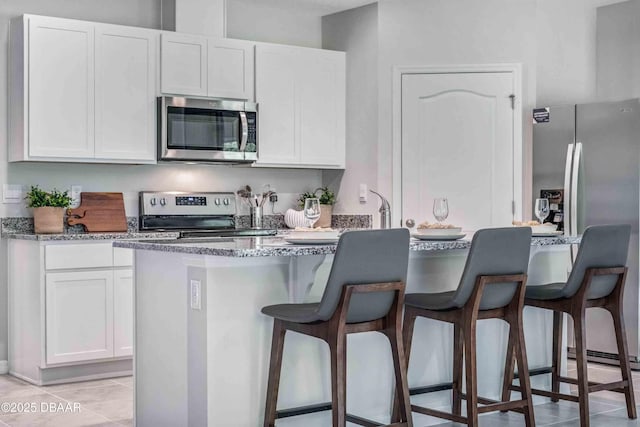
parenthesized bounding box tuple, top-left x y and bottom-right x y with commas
(139, 191, 277, 238)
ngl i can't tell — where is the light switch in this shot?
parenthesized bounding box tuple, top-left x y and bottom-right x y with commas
(190, 280, 202, 310)
(359, 184, 368, 203)
(3, 184, 24, 204)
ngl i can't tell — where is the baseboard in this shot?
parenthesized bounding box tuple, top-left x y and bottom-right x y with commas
(0, 360, 9, 375)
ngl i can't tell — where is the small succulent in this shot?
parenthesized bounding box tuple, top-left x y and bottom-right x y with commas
(25, 186, 72, 208)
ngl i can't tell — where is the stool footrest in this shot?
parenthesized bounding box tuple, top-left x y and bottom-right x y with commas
(410, 404, 467, 424)
(512, 385, 580, 402)
(589, 380, 628, 393)
(553, 376, 628, 393)
(459, 394, 526, 414)
(477, 399, 529, 413)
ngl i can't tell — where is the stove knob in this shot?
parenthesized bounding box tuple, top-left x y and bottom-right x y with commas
(160, 198, 167, 206)
(150, 198, 157, 206)
(214, 198, 221, 206)
(223, 198, 230, 206)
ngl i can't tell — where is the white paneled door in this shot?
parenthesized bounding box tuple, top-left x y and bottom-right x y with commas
(401, 71, 518, 231)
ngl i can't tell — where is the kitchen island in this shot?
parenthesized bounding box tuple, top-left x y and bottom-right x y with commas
(115, 234, 578, 427)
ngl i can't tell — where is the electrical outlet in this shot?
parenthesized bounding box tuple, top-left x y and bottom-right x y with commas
(190, 280, 201, 310)
(3, 184, 24, 204)
(70, 185, 82, 208)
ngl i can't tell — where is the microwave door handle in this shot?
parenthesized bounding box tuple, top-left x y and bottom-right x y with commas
(570, 142, 582, 236)
(239, 112, 249, 152)
(563, 143, 574, 236)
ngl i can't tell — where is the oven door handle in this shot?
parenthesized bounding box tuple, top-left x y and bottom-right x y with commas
(239, 112, 249, 152)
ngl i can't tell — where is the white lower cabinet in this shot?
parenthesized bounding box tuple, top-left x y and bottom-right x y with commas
(45, 270, 114, 364)
(8, 239, 134, 385)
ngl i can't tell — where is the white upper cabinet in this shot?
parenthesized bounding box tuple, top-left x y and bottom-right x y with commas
(160, 33, 207, 96)
(9, 15, 158, 164)
(208, 38, 254, 100)
(26, 16, 95, 159)
(254, 44, 345, 169)
(95, 25, 157, 161)
(160, 34, 254, 101)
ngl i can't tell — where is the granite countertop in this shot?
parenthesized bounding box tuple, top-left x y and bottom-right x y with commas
(1, 230, 180, 241)
(113, 234, 582, 258)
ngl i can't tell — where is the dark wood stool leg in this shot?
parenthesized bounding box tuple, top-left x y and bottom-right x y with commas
(610, 303, 637, 419)
(500, 324, 515, 407)
(387, 327, 413, 426)
(551, 311, 563, 402)
(393, 310, 417, 422)
(513, 313, 535, 427)
(263, 320, 287, 427)
(452, 322, 464, 416)
(572, 311, 590, 427)
(329, 330, 348, 427)
(463, 318, 479, 427)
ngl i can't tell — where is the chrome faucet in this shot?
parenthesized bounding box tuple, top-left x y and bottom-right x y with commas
(370, 190, 391, 229)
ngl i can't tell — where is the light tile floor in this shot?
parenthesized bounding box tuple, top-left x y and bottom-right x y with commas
(431, 360, 640, 426)
(0, 375, 132, 426)
(0, 363, 638, 426)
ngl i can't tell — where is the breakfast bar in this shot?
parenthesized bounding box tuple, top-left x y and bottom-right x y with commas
(115, 235, 578, 427)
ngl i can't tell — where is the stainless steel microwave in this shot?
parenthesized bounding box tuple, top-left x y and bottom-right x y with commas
(158, 96, 258, 163)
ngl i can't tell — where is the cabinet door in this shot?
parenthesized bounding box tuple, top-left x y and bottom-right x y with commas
(161, 33, 207, 96)
(28, 16, 95, 158)
(254, 44, 299, 165)
(95, 25, 157, 162)
(114, 269, 134, 357)
(298, 50, 346, 168)
(46, 270, 114, 364)
(208, 38, 254, 100)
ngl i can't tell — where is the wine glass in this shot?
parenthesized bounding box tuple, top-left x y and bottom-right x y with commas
(304, 198, 321, 228)
(433, 198, 449, 223)
(534, 198, 550, 224)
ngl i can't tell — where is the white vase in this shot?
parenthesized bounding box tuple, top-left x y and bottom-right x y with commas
(284, 209, 307, 228)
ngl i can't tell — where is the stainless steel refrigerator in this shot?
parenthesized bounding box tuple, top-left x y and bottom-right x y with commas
(532, 98, 640, 368)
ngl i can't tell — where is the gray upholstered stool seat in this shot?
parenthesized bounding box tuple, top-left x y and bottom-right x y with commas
(404, 291, 457, 311)
(261, 229, 414, 427)
(261, 303, 321, 323)
(504, 224, 636, 427)
(524, 283, 565, 300)
(396, 227, 535, 427)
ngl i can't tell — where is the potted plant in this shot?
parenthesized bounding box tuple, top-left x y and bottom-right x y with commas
(298, 187, 336, 228)
(26, 186, 72, 234)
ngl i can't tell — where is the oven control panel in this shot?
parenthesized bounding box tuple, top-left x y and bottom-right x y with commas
(139, 192, 236, 216)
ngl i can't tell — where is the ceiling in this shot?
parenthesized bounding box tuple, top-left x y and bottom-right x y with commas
(227, 0, 377, 16)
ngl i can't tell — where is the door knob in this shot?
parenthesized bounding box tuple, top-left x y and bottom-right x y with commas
(405, 219, 415, 228)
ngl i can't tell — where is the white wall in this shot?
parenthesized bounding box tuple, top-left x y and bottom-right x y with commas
(321, 4, 378, 217)
(226, 0, 322, 48)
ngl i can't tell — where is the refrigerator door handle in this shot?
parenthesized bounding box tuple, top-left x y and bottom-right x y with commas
(563, 143, 575, 236)
(570, 142, 583, 237)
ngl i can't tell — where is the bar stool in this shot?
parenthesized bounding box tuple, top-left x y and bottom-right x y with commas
(261, 229, 413, 427)
(503, 224, 636, 427)
(397, 227, 535, 427)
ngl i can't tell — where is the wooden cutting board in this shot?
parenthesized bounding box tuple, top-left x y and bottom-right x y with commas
(66, 192, 128, 232)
